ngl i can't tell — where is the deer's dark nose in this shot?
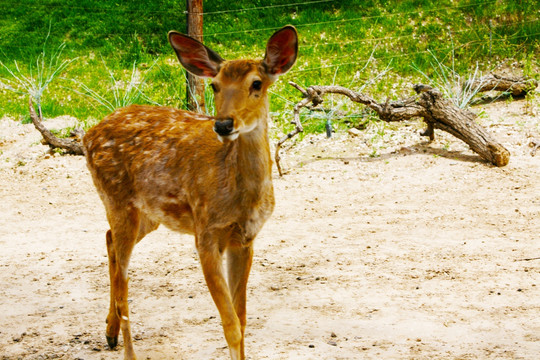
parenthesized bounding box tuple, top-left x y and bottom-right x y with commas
(214, 118, 234, 136)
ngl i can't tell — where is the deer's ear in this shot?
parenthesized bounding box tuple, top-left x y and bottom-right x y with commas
(263, 25, 298, 76)
(168, 31, 224, 78)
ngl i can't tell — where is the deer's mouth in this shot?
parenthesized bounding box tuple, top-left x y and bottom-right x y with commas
(216, 131, 239, 143)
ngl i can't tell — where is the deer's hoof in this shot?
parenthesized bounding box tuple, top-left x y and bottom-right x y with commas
(106, 335, 118, 349)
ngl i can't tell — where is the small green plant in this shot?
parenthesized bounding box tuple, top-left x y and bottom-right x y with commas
(505, 93, 514, 105)
(412, 50, 486, 109)
(67, 57, 159, 114)
(185, 78, 217, 116)
(203, 79, 216, 116)
(0, 26, 77, 116)
(524, 91, 538, 116)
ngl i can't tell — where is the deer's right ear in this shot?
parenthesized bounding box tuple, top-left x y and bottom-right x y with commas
(263, 25, 298, 76)
(168, 31, 224, 78)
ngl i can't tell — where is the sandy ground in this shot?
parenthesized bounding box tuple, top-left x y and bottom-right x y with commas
(0, 99, 539, 360)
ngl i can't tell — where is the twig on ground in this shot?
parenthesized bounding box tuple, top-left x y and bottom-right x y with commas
(530, 138, 540, 157)
(515, 257, 540, 262)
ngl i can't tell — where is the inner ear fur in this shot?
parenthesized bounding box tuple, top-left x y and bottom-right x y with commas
(168, 31, 225, 78)
(263, 25, 298, 76)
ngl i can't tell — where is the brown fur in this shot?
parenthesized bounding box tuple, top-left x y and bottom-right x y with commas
(84, 26, 297, 360)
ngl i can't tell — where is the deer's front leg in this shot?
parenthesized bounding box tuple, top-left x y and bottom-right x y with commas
(226, 244, 253, 359)
(196, 229, 243, 360)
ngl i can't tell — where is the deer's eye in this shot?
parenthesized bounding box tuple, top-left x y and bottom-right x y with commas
(210, 83, 219, 93)
(251, 80, 262, 91)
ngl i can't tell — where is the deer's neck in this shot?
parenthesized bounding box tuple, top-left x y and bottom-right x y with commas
(236, 116, 272, 186)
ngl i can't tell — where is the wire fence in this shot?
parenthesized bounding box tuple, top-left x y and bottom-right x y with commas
(0, 1, 538, 82)
(0, 0, 334, 14)
(0, 0, 538, 121)
(203, 0, 500, 36)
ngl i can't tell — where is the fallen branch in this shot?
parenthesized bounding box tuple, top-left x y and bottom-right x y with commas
(467, 74, 538, 97)
(275, 82, 510, 175)
(28, 97, 85, 155)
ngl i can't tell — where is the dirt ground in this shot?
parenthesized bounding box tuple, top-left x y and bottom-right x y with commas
(0, 98, 539, 360)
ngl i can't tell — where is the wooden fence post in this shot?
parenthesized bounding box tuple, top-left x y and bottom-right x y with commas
(186, 0, 205, 112)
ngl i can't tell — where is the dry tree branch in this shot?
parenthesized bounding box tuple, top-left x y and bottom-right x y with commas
(28, 97, 85, 155)
(466, 74, 538, 97)
(275, 81, 512, 175)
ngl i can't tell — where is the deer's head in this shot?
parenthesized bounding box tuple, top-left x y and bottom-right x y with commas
(169, 26, 298, 142)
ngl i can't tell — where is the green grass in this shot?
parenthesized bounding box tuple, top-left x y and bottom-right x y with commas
(0, 0, 538, 135)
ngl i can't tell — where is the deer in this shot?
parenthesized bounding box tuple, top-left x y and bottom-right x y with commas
(82, 25, 298, 360)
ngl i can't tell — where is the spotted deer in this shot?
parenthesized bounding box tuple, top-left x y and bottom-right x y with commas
(83, 26, 298, 360)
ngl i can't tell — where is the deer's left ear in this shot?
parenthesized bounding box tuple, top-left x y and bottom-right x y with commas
(263, 25, 298, 76)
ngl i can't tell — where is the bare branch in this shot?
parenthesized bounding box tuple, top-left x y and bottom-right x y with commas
(275, 95, 311, 176)
(288, 81, 307, 97)
(276, 82, 511, 175)
(28, 97, 85, 155)
(466, 74, 538, 97)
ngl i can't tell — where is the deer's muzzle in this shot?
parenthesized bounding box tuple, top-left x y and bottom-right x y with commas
(214, 118, 235, 137)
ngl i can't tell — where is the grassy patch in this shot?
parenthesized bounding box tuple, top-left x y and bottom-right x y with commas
(0, 0, 538, 135)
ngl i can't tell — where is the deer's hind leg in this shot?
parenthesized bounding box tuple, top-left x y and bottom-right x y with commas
(105, 229, 120, 349)
(105, 204, 157, 359)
